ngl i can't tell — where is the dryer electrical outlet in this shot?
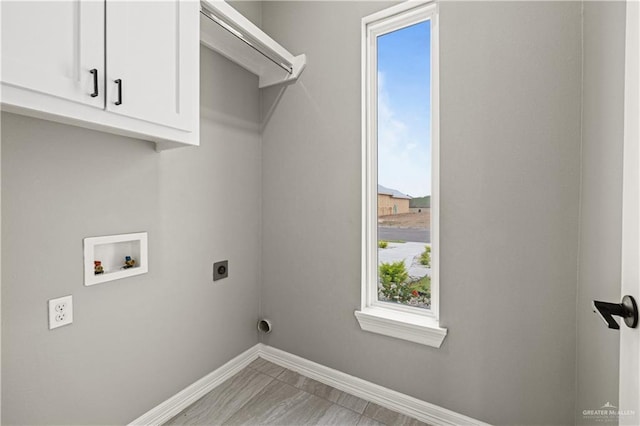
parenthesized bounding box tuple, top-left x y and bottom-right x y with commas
(48, 295, 73, 329)
(213, 260, 228, 281)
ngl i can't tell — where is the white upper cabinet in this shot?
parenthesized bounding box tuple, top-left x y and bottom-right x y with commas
(0, 0, 199, 149)
(105, 1, 197, 132)
(1, 0, 105, 109)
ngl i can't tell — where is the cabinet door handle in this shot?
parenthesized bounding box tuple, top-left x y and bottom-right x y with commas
(90, 69, 98, 97)
(115, 79, 122, 105)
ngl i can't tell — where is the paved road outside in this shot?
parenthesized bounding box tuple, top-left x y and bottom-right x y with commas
(378, 227, 430, 243)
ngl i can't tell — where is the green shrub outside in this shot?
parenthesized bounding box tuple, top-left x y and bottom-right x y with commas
(378, 257, 432, 305)
(379, 261, 411, 302)
(420, 245, 431, 267)
(408, 275, 431, 299)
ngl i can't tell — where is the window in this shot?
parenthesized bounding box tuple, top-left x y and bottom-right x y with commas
(355, 1, 446, 347)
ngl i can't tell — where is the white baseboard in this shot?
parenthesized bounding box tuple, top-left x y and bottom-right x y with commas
(257, 344, 489, 426)
(128, 345, 260, 426)
(129, 343, 489, 426)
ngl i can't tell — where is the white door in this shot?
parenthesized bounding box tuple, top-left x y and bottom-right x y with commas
(619, 1, 640, 424)
(0, 0, 104, 108)
(105, 0, 198, 132)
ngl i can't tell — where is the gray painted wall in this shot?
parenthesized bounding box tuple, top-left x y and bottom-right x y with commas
(229, 1, 262, 28)
(260, 2, 582, 425)
(576, 2, 626, 424)
(1, 1, 628, 425)
(1, 43, 262, 424)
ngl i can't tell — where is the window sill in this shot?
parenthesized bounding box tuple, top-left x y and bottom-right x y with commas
(354, 307, 447, 348)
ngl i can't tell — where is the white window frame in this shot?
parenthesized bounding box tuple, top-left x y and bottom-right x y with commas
(355, 0, 447, 348)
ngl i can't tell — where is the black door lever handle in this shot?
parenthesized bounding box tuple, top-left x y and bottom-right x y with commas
(593, 295, 638, 330)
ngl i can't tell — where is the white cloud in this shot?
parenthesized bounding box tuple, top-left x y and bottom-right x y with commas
(377, 72, 431, 197)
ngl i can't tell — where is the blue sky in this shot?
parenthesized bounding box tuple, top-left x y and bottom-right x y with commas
(377, 20, 431, 198)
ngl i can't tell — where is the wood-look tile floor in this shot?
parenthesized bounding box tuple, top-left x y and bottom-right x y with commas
(165, 358, 429, 426)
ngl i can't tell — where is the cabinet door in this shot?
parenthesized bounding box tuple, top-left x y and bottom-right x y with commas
(1, 0, 105, 108)
(105, 1, 198, 132)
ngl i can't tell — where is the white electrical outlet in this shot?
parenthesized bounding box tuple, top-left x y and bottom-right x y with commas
(48, 295, 73, 329)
